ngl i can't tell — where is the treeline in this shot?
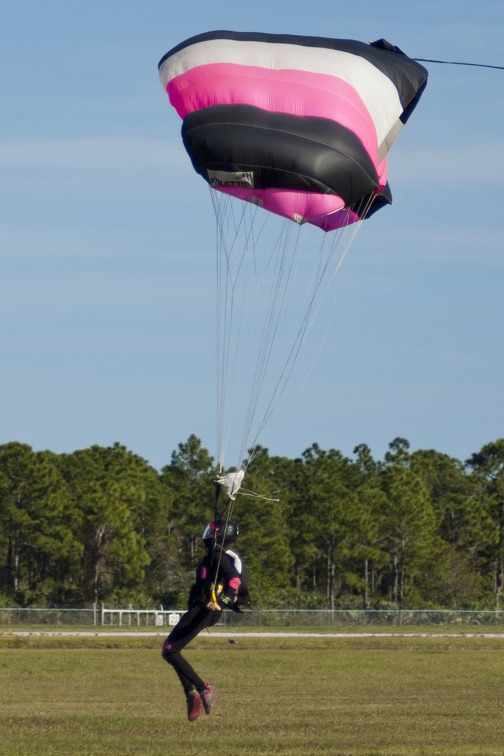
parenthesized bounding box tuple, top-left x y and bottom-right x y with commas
(1, 435, 504, 610)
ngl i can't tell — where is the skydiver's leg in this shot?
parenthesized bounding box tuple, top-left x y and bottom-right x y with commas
(161, 604, 222, 696)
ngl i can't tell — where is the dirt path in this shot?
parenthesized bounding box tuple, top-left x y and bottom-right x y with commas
(2, 630, 504, 638)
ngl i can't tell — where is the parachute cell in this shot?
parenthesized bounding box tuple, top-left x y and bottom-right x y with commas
(159, 31, 427, 230)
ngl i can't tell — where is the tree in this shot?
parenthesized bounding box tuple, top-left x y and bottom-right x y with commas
(0, 443, 78, 603)
(350, 445, 388, 607)
(466, 440, 504, 609)
(59, 445, 152, 604)
(410, 449, 488, 607)
(237, 448, 295, 603)
(299, 445, 362, 607)
(380, 463, 438, 607)
(384, 437, 411, 468)
(282, 455, 319, 595)
(160, 436, 215, 594)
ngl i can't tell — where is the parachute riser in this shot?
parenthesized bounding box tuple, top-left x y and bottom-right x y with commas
(208, 475, 237, 602)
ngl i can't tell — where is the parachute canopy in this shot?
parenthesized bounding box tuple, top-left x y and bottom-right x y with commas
(159, 31, 427, 231)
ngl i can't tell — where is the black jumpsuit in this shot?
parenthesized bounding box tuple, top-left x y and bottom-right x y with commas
(161, 545, 243, 696)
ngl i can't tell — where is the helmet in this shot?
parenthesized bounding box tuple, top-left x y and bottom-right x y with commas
(202, 518, 239, 545)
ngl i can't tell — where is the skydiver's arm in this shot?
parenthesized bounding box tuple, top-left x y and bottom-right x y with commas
(214, 552, 241, 608)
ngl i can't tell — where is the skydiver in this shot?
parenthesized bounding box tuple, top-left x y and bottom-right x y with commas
(161, 518, 250, 721)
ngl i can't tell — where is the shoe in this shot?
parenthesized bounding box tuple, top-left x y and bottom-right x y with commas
(186, 690, 202, 721)
(200, 684, 217, 715)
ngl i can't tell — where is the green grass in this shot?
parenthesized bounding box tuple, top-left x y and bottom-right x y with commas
(1, 632, 504, 754)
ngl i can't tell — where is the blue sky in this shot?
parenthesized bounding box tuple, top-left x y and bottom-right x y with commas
(1, 1, 503, 471)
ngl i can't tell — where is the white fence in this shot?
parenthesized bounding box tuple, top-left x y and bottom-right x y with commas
(100, 607, 182, 627)
(1, 607, 504, 627)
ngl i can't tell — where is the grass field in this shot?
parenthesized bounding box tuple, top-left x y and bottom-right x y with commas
(1, 628, 504, 755)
